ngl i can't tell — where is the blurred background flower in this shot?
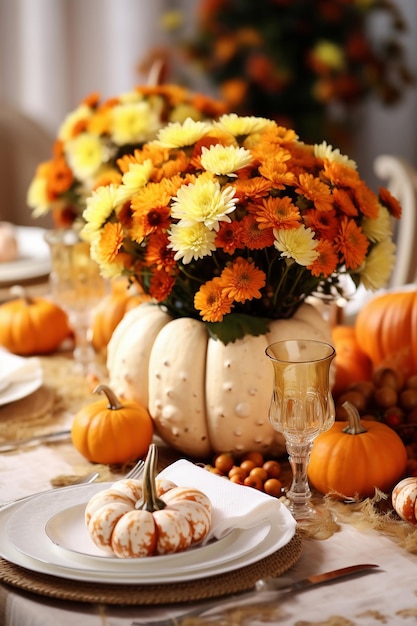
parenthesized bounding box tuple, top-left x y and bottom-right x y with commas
(170, 0, 414, 144)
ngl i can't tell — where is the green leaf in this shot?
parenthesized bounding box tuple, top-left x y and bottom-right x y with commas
(206, 314, 271, 344)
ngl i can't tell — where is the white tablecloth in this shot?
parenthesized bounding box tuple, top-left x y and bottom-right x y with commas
(1, 441, 417, 626)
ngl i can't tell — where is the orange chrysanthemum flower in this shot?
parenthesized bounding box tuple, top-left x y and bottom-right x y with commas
(215, 220, 244, 254)
(335, 217, 369, 270)
(258, 157, 296, 189)
(303, 208, 339, 240)
(332, 188, 358, 217)
(219, 257, 266, 303)
(240, 214, 275, 249)
(379, 186, 402, 219)
(46, 157, 74, 198)
(98, 222, 124, 263)
(307, 239, 338, 278)
(145, 232, 177, 271)
(231, 177, 271, 202)
(194, 278, 234, 322)
(149, 269, 176, 301)
(296, 173, 333, 212)
(254, 196, 301, 230)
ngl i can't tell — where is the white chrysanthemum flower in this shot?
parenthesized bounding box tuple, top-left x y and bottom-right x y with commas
(200, 144, 253, 176)
(156, 117, 212, 148)
(65, 133, 110, 180)
(215, 113, 274, 136)
(26, 176, 51, 216)
(273, 226, 319, 266)
(171, 178, 237, 231)
(314, 141, 357, 170)
(110, 101, 161, 146)
(359, 239, 396, 291)
(81, 184, 120, 241)
(168, 221, 217, 264)
(58, 104, 92, 142)
(361, 204, 393, 243)
(116, 160, 153, 204)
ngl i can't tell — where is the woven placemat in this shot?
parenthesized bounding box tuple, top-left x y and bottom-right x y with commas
(0, 531, 302, 606)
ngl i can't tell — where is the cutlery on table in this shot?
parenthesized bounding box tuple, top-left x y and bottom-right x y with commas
(131, 563, 380, 626)
(0, 457, 145, 509)
(0, 429, 72, 453)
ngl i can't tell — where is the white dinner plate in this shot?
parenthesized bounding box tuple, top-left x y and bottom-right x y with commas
(2, 482, 296, 584)
(0, 226, 51, 284)
(0, 367, 43, 406)
(44, 501, 270, 571)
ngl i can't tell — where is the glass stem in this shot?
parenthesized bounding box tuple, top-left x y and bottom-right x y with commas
(69, 312, 94, 375)
(286, 440, 313, 506)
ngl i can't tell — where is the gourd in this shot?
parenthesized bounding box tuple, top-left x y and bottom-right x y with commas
(355, 289, 417, 377)
(308, 401, 408, 500)
(392, 477, 417, 524)
(91, 278, 148, 352)
(85, 444, 212, 557)
(0, 286, 70, 355)
(331, 325, 373, 396)
(107, 302, 333, 458)
(71, 384, 154, 465)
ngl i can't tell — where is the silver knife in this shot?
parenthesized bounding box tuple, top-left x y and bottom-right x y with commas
(0, 429, 72, 452)
(131, 563, 380, 626)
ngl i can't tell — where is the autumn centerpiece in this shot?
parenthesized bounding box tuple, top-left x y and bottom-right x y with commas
(80, 114, 401, 458)
(26, 84, 226, 227)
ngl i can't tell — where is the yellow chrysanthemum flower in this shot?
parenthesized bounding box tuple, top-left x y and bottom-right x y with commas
(273, 226, 319, 266)
(168, 221, 217, 264)
(58, 103, 92, 142)
(200, 144, 253, 176)
(156, 118, 213, 148)
(65, 133, 109, 180)
(314, 141, 357, 170)
(26, 176, 50, 217)
(171, 177, 238, 230)
(116, 160, 154, 204)
(359, 238, 396, 290)
(361, 204, 393, 243)
(110, 101, 162, 146)
(215, 113, 274, 137)
(82, 184, 121, 241)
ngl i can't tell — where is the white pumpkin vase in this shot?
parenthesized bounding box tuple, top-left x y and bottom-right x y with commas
(107, 302, 332, 459)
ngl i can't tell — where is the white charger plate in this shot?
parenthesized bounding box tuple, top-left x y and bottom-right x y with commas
(2, 482, 296, 584)
(0, 367, 43, 406)
(0, 226, 51, 284)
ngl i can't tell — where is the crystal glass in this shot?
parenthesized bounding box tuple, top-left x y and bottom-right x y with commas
(265, 339, 335, 526)
(44, 227, 107, 374)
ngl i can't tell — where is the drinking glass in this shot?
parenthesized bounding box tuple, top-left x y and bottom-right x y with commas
(44, 227, 107, 374)
(265, 339, 335, 526)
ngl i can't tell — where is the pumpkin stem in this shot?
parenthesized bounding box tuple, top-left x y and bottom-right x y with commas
(135, 443, 166, 512)
(342, 401, 368, 435)
(93, 384, 124, 410)
(9, 285, 32, 304)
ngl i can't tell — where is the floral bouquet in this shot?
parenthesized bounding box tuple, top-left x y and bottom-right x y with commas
(81, 114, 401, 344)
(180, 0, 413, 142)
(27, 84, 227, 227)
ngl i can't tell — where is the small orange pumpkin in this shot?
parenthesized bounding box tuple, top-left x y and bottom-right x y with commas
(91, 278, 149, 352)
(355, 289, 417, 377)
(308, 401, 407, 500)
(331, 325, 373, 396)
(0, 287, 71, 355)
(71, 384, 154, 464)
(85, 443, 212, 557)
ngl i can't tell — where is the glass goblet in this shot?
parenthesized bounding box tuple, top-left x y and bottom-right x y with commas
(44, 227, 108, 374)
(265, 339, 335, 526)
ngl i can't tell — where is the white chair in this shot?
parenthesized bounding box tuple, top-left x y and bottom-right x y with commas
(341, 154, 417, 324)
(0, 106, 54, 228)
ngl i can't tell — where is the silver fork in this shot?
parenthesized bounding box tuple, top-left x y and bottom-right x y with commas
(123, 458, 145, 480)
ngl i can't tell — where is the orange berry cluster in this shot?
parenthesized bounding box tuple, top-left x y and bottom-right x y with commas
(203, 451, 284, 497)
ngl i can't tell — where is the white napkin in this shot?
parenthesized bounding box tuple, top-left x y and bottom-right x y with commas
(158, 459, 295, 541)
(0, 348, 42, 388)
